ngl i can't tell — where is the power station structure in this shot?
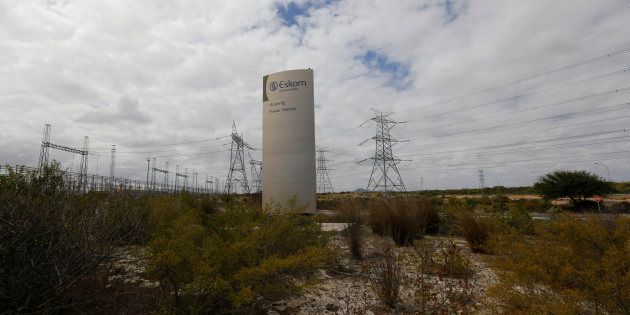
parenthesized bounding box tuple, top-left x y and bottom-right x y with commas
(316, 149, 334, 193)
(38, 124, 90, 191)
(360, 109, 407, 194)
(224, 121, 252, 194)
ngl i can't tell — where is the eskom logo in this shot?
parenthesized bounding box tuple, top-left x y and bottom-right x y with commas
(270, 80, 307, 91)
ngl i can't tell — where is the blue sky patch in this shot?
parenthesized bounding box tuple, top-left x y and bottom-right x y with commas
(276, 1, 336, 27)
(358, 50, 411, 90)
(442, 0, 468, 23)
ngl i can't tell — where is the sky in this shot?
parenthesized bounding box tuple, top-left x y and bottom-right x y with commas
(1, 0, 630, 192)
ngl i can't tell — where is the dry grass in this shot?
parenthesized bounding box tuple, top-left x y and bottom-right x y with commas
(367, 197, 441, 246)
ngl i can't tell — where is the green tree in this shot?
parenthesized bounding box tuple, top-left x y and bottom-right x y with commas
(534, 170, 614, 210)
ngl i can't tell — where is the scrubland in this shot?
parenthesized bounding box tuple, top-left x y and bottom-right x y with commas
(1, 165, 629, 314)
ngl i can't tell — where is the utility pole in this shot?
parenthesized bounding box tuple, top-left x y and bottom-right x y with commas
(478, 170, 485, 189)
(358, 109, 407, 195)
(224, 121, 251, 194)
(316, 149, 334, 193)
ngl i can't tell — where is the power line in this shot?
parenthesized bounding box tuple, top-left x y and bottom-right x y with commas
(399, 46, 630, 115)
(404, 67, 630, 122)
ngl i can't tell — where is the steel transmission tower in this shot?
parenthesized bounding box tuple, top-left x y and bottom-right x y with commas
(478, 170, 485, 189)
(224, 122, 251, 194)
(37, 124, 89, 191)
(38, 124, 51, 170)
(248, 152, 262, 193)
(78, 136, 89, 191)
(360, 110, 407, 194)
(316, 149, 334, 193)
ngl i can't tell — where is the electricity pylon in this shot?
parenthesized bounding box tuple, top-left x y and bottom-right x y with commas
(359, 109, 407, 194)
(224, 121, 251, 194)
(248, 152, 262, 193)
(37, 124, 89, 191)
(316, 149, 334, 193)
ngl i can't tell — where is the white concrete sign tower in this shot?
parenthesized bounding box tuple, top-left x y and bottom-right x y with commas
(262, 69, 316, 213)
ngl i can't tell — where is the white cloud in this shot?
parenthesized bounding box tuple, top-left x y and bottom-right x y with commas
(1, 0, 629, 191)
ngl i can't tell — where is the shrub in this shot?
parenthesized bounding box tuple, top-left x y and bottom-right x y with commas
(365, 241, 401, 309)
(0, 164, 144, 313)
(488, 214, 630, 314)
(146, 204, 328, 312)
(495, 208, 535, 235)
(457, 212, 493, 253)
(368, 197, 441, 246)
(413, 237, 476, 313)
(610, 201, 630, 214)
(488, 195, 511, 212)
(336, 200, 364, 260)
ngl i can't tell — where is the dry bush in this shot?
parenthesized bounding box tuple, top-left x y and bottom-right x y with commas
(336, 199, 364, 260)
(412, 237, 476, 314)
(368, 197, 441, 246)
(0, 164, 149, 313)
(489, 214, 630, 314)
(457, 212, 493, 253)
(364, 240, 402, 309)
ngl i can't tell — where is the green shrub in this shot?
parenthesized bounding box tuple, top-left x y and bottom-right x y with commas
(489, 214, 630, 314)
(146, 204, 328, 312)
(488, 195, 511, 212)
(495, 208, 535, 235)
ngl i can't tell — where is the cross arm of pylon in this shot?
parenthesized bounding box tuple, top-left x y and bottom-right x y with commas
(47, 143, 87, 155)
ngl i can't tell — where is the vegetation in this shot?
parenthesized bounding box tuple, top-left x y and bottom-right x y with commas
(367, 196, 441, 246)
(146, 201, 328, 312)
(534, 170, 615, 210)
(335, 200, 364, 260)
(3, 165, 627, 313)
(488, 214, 630, 314)
(0, 164, 151, 313)
(364, 240, 401, 309)
(457, 212, 493, 253)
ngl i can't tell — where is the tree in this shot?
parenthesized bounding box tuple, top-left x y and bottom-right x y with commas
(534, 170, 614, 210)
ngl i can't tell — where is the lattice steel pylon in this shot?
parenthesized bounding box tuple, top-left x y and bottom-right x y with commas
(248, 152, 262, 193)
(37, 124, 89, 191)
(78, 136, 89, 191)
(224, 121, 251, 194)
(38, 124, 51, 170)
(359, 109, 407, 194)
(316, 149, 334, 193)
(478, 170, 485, 189)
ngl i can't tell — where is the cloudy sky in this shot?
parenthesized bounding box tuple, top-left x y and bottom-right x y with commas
(1, 0, 630, 191)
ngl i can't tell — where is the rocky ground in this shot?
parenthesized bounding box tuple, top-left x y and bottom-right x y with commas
(108, 227, 498, 314)
(265, 227, 498, 314)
